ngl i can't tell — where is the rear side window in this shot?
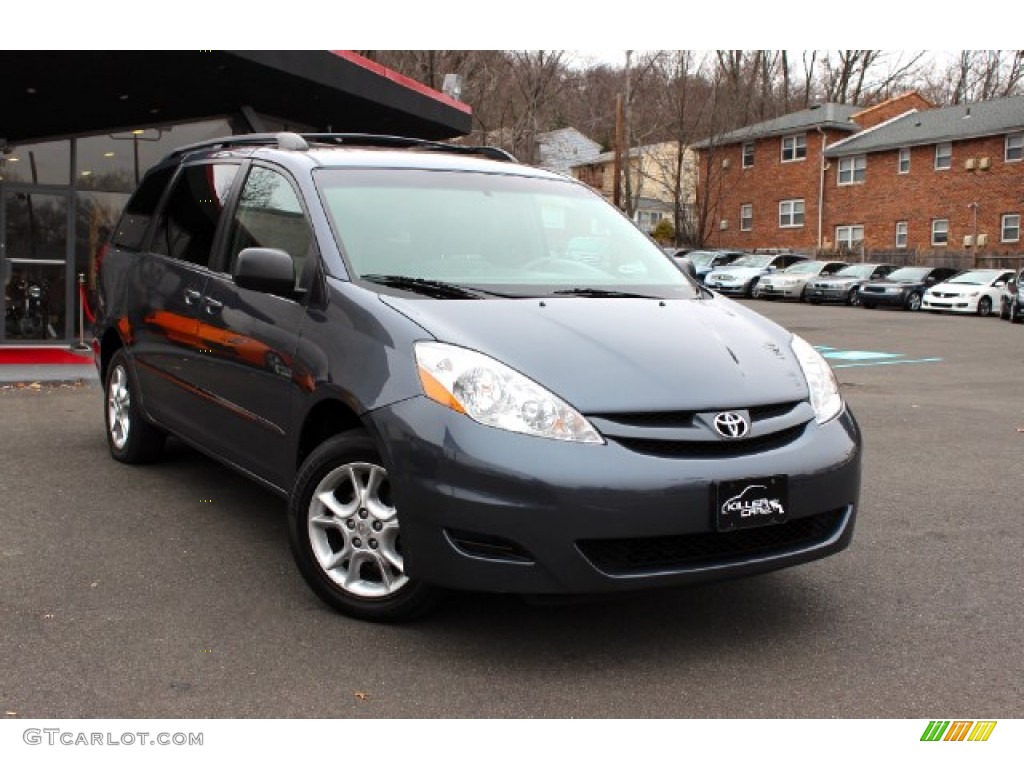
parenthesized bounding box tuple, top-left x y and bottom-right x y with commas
(151, 163, 239, 266)
(111, 166, 175, 251)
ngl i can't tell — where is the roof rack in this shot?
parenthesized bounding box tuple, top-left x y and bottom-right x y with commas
(167, 132, 518, 163)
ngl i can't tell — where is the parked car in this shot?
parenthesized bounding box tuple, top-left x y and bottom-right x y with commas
(922, 268, 1015, 316)
(858, 266, 961, 311)
(684, 249, 747, 284)
(806, 263, 897, 306)
(754, 260, 848, 301)
(94, 132, 861, 622)
(999, 267, 1024, 322)
(705, 252, 808, 297)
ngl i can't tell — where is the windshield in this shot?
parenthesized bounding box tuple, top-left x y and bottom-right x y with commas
(885, 267, 930, 281)
(945, 270, 1000, 285)
(727, 255, 774, 268)
(314, 168, 697, 299)
(686, 251, 722, 267)
(833, 264, 878, 279)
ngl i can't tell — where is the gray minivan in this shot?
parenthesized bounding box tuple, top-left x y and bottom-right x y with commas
(94, 133, 862, 621)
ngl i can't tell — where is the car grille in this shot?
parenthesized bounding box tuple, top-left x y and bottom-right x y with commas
(576, 507, 848, 575)
(587, 401, 812, 458)
(931, 292, 960, 299)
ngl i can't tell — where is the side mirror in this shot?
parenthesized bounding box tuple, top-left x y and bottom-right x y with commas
(233, 247, 295, 294)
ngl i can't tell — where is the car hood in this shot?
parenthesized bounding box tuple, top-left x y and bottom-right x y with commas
(379, 295, 809, 412)
(927, 284, 987, 294)
(812, 276, 863, 286)
(709, 266, 767, 278)
(865, 279, 920, 288)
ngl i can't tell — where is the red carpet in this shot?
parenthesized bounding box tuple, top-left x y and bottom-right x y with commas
(0, 347, 94, 365)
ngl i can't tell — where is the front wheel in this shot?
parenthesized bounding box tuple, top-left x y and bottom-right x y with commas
(847, 288, 860, 307)
(906, 293, 923, 312)
(976, 297, 993, 317)
(104, 349, 165, 464)
(288, 431, 440, 622)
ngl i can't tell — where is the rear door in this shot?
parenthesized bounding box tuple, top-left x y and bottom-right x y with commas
(131, 162, 241, 438)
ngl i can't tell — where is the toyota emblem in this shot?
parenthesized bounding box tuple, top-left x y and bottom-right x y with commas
(713, 411, 750, 439)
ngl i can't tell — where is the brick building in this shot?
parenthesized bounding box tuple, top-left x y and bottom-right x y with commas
(694, 92, 1024, 265)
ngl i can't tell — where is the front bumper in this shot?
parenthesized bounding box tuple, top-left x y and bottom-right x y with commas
(807, 285, 855, 303)
(758, 283, 805, 299)
(706, 278, 754, 295)
(365, 397, 862, 595)
(922, 295, 977, 312)
(859, 291, 908, 307)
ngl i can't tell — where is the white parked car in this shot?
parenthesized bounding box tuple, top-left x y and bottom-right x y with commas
(922, 269, 1015, 317)
(755, 260, 848, 301)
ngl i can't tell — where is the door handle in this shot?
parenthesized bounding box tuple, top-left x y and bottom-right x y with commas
(183, 288, 201, 306)
(202, 297, 224, 315)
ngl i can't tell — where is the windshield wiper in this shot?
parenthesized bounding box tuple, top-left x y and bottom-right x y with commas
(550, 287, 658, 299)
(361, 274, 497, 299)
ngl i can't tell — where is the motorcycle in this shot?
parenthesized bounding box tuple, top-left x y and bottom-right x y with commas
(4, 277, 51, 339)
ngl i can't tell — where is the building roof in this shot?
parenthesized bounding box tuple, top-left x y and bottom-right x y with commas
(693, 103, 861, 148)
(0, 50, 472, 144)
(825, 94, 1024, 157)
(535, 127, 602, 172)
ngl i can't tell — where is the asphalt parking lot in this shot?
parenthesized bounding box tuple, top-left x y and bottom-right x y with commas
(1, 299, 1021, 719)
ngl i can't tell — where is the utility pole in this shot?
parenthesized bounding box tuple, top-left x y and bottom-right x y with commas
(969, 201, 979, 267)
(613, 93, 624, 209)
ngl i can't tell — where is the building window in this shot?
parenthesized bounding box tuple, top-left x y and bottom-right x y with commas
(932, 219, 949, 246)
(740, 204, 753, 231)
(1003, 214, 1021, 243)
(781, 134, 807, 162)
(779, 199, 804, 228)
(838, 155, 866, 185)
(896, 221, 908, 249)
(898, 148, 910, 174)
(836, 225, 864, 250)
(742, 142, 755, 168)
(934, 142, 952, 170)
(1007, 133, 1023, 162)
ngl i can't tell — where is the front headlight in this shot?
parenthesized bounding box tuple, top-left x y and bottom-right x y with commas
(790, 335, 843, 424)
(414, 341, 604, 444)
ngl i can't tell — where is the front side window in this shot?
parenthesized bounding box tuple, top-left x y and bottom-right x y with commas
(898, 148, 910, 174)
(838, 155, 866, 185)
(835, 225, 864, 250)
(742, 142, 755, 168)
(151, 163, 239, 266)
(226, 166, 314, 285)
(1002, 214, 1021, 243)
(932, 219, 949, 246)
(782, 134, 807, 162)
(895, 221, 908, 249)
(1007, 133, 1023, 162)
(740, 203, 753, 231)
(779, 199, 804, 228)
(111, 165, 176, 251)
(934, 142, 952, 170)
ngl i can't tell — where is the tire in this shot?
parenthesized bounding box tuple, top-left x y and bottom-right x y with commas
(745, 277, 760, 298)
(847, 288, 860, 307)
(977, 297, 993, 318)
(1011, 299, 1022, 324)
(104, 349, 165, 464)
(1000, 301, 1010, 320)
(906, 293, 922, 312)
(288, 430, 440, 622)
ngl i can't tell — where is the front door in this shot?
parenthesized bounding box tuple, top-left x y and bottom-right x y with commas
(1, 186, 73, 343)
